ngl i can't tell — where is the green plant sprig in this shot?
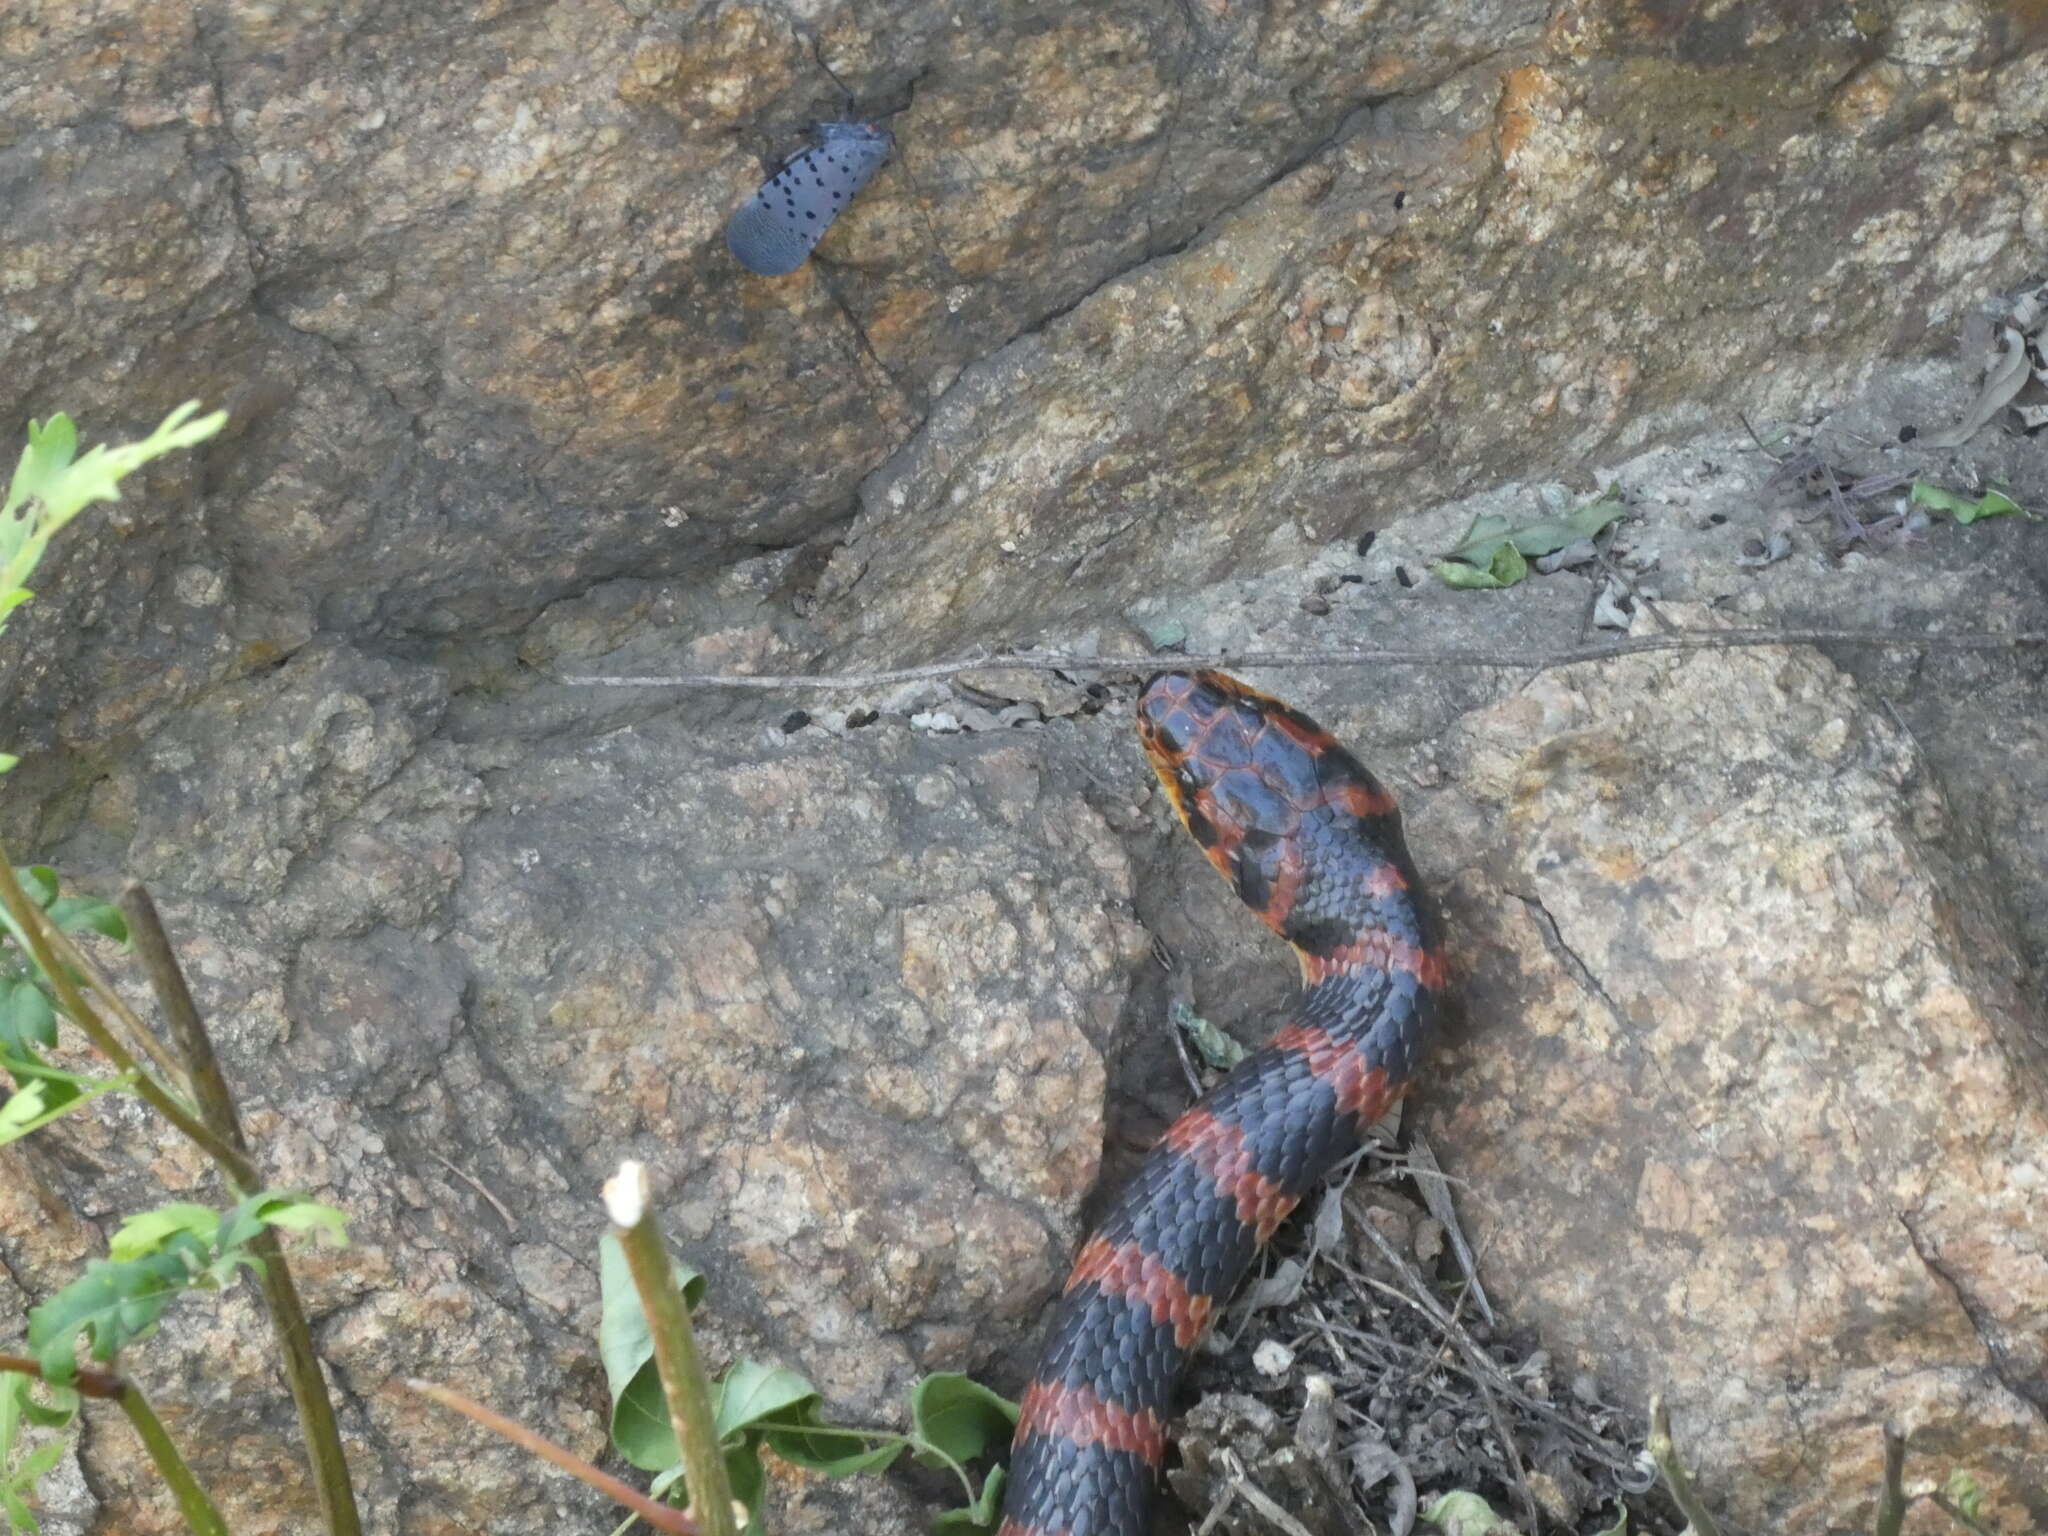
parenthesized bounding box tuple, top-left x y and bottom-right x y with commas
(1, 401, 226, 771)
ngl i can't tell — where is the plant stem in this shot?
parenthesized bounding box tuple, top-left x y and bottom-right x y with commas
(0, 1351, 125, 1400)
(117, 1380, 231, 1536)
(1648, 1395, 1725, 1536)
(1929, 1494, 1996, 1536)
(38, 919, 189, 1088)
(1874, 1422, 1908, 1536)
(1, 1355, 226, 1536)
(406, 1379, 699, 1536)
(116, 885, 240, 1149)
(247, 1232, 361, 1536)
(604, 1162, 737, 1536)
(117, 881, 364, 1536)
(0, 851, 240, 1174)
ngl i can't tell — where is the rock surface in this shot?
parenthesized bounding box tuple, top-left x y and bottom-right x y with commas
(11, 671, 1148, 1535)
(1429, 635, 2046, 1530)
(5, 2, 2045, 829)
(2, 0, 2047, 1533)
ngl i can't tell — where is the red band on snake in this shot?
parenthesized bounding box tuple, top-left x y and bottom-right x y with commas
(997, 669, 1441, 1536)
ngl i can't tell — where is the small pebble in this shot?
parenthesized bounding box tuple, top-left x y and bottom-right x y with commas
(1137, 615, 1188, 649)
(1253, 1340, 1295, 1377)
(1412, 1216, 1445, 1262)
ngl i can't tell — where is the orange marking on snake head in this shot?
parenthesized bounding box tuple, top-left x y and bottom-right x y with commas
(1258, 835, 1309, 935)
(1066, 1238, 1217, 1349)
(1330, 779, 1399, 819)
(1015, 1381, 1166, 1466)
(1265, 708, 1337, 757)
(1164, 1110, 1299, 1241)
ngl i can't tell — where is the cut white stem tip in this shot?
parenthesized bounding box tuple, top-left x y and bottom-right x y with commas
(604, 1160, 649, 1228)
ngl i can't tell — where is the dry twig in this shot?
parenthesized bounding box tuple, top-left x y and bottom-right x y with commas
(407, 1378, 700, 1535)
(564, 626, 2048, 694)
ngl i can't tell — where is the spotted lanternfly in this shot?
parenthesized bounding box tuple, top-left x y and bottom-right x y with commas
(725, 120, 892, 276)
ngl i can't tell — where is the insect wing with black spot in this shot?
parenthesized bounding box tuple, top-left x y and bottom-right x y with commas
(726, 121, 892, 276)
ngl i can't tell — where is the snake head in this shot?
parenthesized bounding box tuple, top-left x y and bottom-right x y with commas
(1137, 670, 1411, 948)
(1137, 671, 1327, 813)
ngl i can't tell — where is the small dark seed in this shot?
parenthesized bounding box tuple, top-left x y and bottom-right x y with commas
(1394, 565, 1415, 587)
(782, 710, 810, 733)
(1356, 531, 1378, 556)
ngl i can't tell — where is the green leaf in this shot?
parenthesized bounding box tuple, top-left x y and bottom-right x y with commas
(596, 1232, 705, 1472)
(3, 1376, 76, 1435)
(933, 1464, 1006, 1532)
(724, 1442, 767, 1536)
(1, 1370, 79, 1534)
(0, 755, 17, 776)
(3, 415, 77, 528)
(758, 1395, 904, 1478)
(1943, 1469, 1983, 1519)
(5, 405, 225, 534)
(715, 1360, 819, 1440)
(1, 405, 228, 660)
(909, 1372, 1018, 1470)
(763, 1421, 903, 1478)
(1909, 481, 2030, 525)
(1437, 486, 1623, 589)
(2, 980, 57, 1052)
(644, 1423, 781, 1536)
(11, 871, 56, 911)
(2, 1439, 68, 1536)
(0, 1069, 134, 1148)
(44, 898, 127, 946)
(0, 1084, 52, 1147)
(217, 1191, 349, 1256)
(0, 906, 41, 981)
(110, 1204, 221, 1262)
(1171, 1001, 1246, 1071)
(1435, 541, 1528, 590)
(1, 1371, 22, 1462)
(256, 1198, 350, 1240)
(25, 1244, 208, 1382)
(608, 1364, 678, 1471)
(1423, 1490, 1519, 1535)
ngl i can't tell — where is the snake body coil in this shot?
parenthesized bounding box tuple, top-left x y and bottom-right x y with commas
(997, 670, 1443, 1536)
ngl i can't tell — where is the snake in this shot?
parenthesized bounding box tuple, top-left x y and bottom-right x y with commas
(996, 669, 1443, 1536)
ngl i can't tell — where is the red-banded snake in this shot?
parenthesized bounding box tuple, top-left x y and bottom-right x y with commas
(997, 669, 1442, 1536)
